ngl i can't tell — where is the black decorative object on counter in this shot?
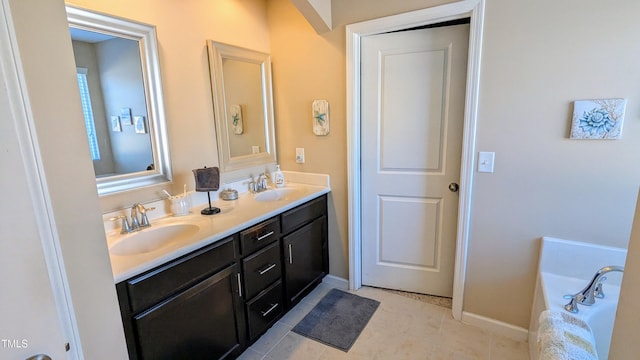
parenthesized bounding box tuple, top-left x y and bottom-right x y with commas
(192, 166, 221, 215)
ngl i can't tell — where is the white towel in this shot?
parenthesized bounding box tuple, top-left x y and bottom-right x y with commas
(537, 310, 598, 360)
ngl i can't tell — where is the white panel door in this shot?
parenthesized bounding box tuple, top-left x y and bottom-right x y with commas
(361, 24, 469, 297)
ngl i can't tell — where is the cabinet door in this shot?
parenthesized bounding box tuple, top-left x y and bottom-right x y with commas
(133, 263, 246, 360)
(283, 216, 327, 306)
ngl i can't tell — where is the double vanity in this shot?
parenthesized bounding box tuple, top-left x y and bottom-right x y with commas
(66, 4, 329, 358)
(106, 179, 330, 359)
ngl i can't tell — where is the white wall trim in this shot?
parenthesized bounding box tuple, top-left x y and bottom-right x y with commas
(322, 274, 349, 290)
(346, 0, 485, 321)
(0, 0, 82, 357)
(462, 311, 529, 342)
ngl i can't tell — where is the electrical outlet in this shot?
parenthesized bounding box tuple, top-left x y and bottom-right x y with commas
(296, 148, 305, 163)
(251, 146, 259, 154)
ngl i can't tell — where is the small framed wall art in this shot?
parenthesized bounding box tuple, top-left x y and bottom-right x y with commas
(230, 104, 243, 134)
(134, 116, 147, 134)
(312, 99, 329, 136)
(120, 107, 132, 125)
(570, 98, 626, 140)
(111, 116, 121, 132)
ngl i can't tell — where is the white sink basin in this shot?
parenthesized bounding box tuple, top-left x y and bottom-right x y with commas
(253, 187, 297, 202)
(109, 223, 200, 256)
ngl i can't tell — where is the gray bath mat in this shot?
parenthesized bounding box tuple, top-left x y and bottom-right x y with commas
(292, 288, 380, 352)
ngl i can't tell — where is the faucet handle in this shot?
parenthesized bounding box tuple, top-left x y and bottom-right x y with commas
(563, 293, 584, 313)
(594, 276, 607, 299)
(139, 207, 155, 228)
(109, 215, 132, 234)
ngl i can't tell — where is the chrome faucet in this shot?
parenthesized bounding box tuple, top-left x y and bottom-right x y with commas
(131, 203, 154, 230)
(108, 204, 155, 234)
(564, 265, 624, 313)
(258, 173, 270, 191)
(249, 173, 271, 193)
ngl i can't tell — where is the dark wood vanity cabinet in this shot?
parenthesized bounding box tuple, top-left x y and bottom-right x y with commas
(133, 263, 245, 359)
(239, 219, 284, 341)
(281, 195, 329, 307)
(116, 236, 246, 360)
(115, 194, 328, 359)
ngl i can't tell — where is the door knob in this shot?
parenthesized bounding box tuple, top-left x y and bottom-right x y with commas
(448, 183, 459, 192)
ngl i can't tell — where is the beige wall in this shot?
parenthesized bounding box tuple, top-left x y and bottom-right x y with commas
(66, 0, 272, 212)
(7, 0, 128, 357)
(269, 0, 640, 329)
(466, 0, 640, 328)
(8, 0, 270, 356)
(12, 1, 640, 352)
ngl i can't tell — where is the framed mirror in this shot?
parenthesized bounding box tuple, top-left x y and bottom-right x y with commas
(207, 41, 276, 178)
(67, 5, 171, 196)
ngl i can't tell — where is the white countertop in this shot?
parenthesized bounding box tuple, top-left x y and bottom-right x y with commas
(106, 179, 330, 283)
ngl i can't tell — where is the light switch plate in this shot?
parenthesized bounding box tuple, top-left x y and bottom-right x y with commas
(478, 152, 495, 173)
(296, 148, 305, 163)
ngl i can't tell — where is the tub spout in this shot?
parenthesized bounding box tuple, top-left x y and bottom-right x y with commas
(578, 266, 624, 306)
(564, 265, 624, 313)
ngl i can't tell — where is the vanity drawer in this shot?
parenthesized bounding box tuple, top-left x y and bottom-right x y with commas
(281, 195, 327, 234)
(242, 241, 282, 300)
(246, 281, 284, 341)
(240, 217, 280, 255)
(123, 236, 238, 314)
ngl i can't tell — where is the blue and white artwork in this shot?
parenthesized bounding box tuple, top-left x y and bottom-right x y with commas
(570, 99, 626, 140)
(312, 99, 329, 136)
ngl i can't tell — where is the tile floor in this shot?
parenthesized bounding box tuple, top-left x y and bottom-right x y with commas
(238, 284, 530, 360)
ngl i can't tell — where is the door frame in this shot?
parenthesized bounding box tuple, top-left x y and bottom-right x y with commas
(1, 0, 81, 356)
(346, 0, 485, 320)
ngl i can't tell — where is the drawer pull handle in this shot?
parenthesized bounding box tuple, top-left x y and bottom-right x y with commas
(261, 303, 279, 317)
(288, 244, 293, 264)
(256, 231, 275, 241)
(237, 273, 243, 298)
(258, 263, 277, 275)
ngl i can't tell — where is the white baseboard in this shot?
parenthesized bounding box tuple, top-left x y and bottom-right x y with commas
(461, 311, 529, 342)
(322, 274, 348, 290)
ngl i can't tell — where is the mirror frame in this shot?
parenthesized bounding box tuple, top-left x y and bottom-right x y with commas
(67, 5, 172, 196)
(207, 41, 277, 176)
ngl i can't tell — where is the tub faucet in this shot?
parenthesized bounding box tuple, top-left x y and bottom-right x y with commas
(564, 265, 624, 313)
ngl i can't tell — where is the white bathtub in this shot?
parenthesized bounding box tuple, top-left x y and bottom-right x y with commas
(529, 237, 626, 360)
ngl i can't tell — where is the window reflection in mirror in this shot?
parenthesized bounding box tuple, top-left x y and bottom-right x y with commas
(66, 5, 171, 196)
(70, 28, 153, 177)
